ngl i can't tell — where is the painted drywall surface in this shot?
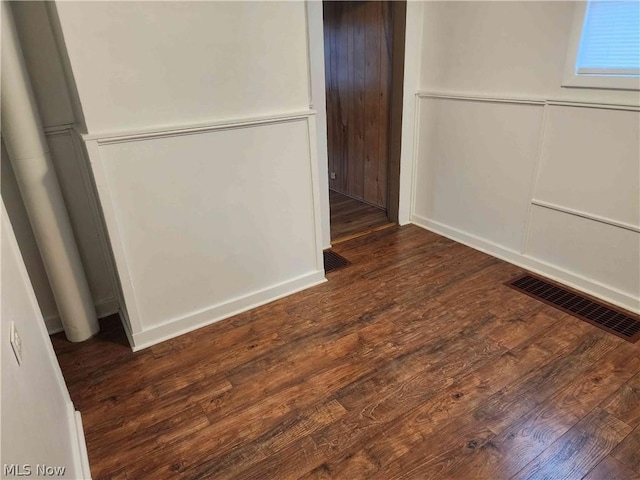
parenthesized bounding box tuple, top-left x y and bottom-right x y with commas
(54, 1, 310, 134)
(414, 98, 544, 250)
(413, 1, 640, 312)
(1, 203, 86, 479)
(98, 120, 320, 331)
(534, 106, 640, 228)
(527, 206, 640, 299)
(53, 1, 324, 346)
(420, 1, 638, 105)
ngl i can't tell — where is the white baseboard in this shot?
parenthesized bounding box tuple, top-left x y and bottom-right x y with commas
(130, 270, 327, 351)
(66, 404, 91, 479)
(411, 214, 640, 315)
(73, 410, 92, 479)
(44, 315, 66, 335)
(94, 298, 120, 319)
(45, 298, 120, 335)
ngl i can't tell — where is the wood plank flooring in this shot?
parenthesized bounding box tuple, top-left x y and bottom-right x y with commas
(329, 189, 391, 242)
(51, 225, 640, 480)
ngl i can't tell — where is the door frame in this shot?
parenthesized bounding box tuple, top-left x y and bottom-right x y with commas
(387, 0, 407, 224)
(306, 0, 420, 247)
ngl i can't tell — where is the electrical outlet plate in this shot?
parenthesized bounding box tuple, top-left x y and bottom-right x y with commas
(10, 321, 22, 365)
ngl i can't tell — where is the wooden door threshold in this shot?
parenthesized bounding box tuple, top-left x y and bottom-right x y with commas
(331, 222, 396, 245)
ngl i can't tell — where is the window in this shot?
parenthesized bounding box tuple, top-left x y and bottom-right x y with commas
(563, 1, 640, 90)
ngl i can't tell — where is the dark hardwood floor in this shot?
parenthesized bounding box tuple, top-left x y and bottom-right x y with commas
(329, 189, 392, 242)
(51, 225, 640, 480)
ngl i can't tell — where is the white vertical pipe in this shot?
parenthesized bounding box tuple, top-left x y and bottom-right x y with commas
(1, 1, 99, 342)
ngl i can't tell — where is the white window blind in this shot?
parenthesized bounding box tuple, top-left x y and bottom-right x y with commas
(576, 0, 640, 76)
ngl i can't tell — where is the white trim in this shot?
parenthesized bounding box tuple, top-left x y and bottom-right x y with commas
(45, 298, 120, 335)
(68, 129, 125, 319)
(417, 91, 545, 106)
(531, 199, 640, 234)
(303, 0, 313, 109)
(306, 1, 332, 249)
(83, 110, 326, 350)
(398, 0, 425, 226)
(545, 99, 639, 112)
(411, 214, 640, 315)
(417, 90, 640, 111)
(306, 115, 328, 272)
(81, 110, 315, 144)
(84, 138, 144, 341)
(131, 271, 326, 351)
(71, 409, 92, 479)
(119, 313, 135, 350)
(94, 298, 119, 319)
(409, 93, 421, 222)
(45, 315, 66, 335)
(43, 123, 76, 135)
(562, 2, 640, 92)
(521, 103, 550, 255)
(563, 74, 640, 92)
(579, 68, 640, 76)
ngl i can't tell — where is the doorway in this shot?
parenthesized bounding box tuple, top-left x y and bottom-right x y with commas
(323, 0, 406, 243)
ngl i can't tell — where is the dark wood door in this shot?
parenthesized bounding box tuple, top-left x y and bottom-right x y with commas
(323, 1, 392, 209)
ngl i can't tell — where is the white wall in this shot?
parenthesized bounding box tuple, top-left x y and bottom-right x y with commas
(411, 1, 640, 313)
(54, 1, 311, 134)
(419, 1, 638, 106)
(54, 1, 325, 349)
(2, 1, 119, 333)
(1, 202, 90, 479)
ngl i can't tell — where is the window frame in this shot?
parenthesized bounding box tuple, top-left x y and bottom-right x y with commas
(562, 1, 640, 91)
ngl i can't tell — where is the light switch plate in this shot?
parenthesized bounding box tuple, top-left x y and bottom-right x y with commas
(10, 321, 22, 365)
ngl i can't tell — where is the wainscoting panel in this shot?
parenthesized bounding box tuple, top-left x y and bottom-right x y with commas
(534, 105, 640, 228)
(411, 92, 640, 314)
(413, 96, 544, 251)
(86, 113, 325, 349)
(526, 205, 639, 308)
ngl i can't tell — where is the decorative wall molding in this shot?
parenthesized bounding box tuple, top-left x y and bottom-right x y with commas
(532, 199, 640, 233)
(71, 409, 91, 479)
(84, 110, 325, 350)
(417, 91, 545, 106)
(417, 90, 640, 111)
(521, 103, 551, 255)
(412, 92, 639, 316)
(131, 271, 326, 351)
(79, 109, 316, 144)
(412, 214, 639, 315)
(43, 123, 76, 135)
(546, 99, 640, 112)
